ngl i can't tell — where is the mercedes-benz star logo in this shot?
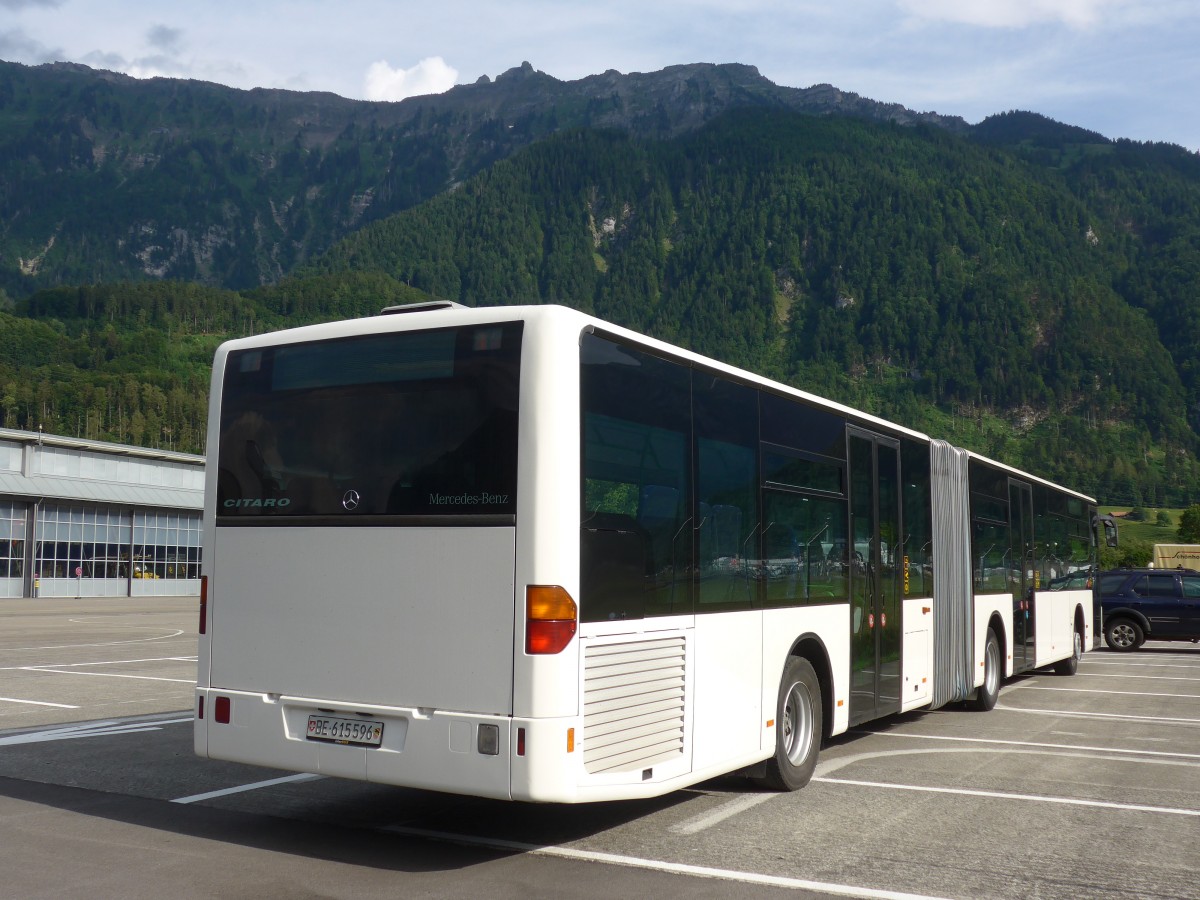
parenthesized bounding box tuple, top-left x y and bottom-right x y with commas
(341, 489, 361, 511)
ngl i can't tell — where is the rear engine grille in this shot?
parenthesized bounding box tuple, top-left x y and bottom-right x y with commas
(582, 635, 686, 775)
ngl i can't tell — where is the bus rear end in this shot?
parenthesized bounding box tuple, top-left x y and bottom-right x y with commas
(195, 308, 544, 800)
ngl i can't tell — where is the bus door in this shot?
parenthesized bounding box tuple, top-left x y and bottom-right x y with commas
(848, 430, 902, 725)
(1009, 480, 1035, 669)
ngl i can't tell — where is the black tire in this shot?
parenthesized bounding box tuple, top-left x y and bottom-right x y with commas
(756, 656, 822, 791)
(1054, 626, 1083, 675)
(1104, 618, 1144, 652)
(971, 627, 1001, 711)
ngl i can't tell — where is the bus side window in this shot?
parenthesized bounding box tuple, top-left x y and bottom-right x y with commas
(581, 512, 647, 622)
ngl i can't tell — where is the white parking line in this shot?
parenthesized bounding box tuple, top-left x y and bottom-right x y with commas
(1084, 659, 1200, 669)
(996, 703, 1200, 725)
(855, 729, 1200, 761)
(668, 792, 775, 834)
(1, 655, 198, 686)
(815, 776, 1200, 817)
(0, 717, 191, 745)
(1077, 671, 1200, 682)
(3, 631, 187, 652)
(382, 825, 959, 900)
(0, 656, 198, 672)
(172, 773, 323, 804)
(17, 667, 195, 684)
(1020, 685, 1200, 700)
(0, 696, 79, 709)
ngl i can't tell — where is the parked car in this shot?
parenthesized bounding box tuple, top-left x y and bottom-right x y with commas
(1098, 568, 1200, 651)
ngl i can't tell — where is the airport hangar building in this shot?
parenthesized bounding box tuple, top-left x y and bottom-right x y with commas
(0, 427, 204, 599)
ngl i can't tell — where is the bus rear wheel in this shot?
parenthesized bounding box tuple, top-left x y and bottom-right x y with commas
(757, 656, 822, 791)
(971, 627, 1001, 711)
(1054, 626, 1083, 675)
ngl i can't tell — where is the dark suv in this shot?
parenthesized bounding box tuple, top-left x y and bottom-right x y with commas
(1098, 568, 1200, 651)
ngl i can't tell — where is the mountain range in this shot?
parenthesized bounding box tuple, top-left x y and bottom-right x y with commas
(1, 58, 1198, 507)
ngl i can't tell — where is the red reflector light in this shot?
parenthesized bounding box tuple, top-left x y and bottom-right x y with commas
(517, 727, 526, 756)
(526, 620, 577, 654)
(214, 696, 231, 724)
(525, 585, 577, 654)
(197, 696, 204, 720)
(199, 575, 208, 635)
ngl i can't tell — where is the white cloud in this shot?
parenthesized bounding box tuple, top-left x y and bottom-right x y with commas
(0, 26, 61, 62)
(896, 0, 1126, 29)
(363, 56, 458, 101)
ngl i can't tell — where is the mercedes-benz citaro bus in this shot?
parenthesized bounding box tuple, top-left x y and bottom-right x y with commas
(195, 302, 1116, 802)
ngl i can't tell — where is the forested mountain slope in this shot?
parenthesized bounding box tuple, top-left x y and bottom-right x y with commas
(0, 58, 962, 297)
(303, 110, 1198, 503)
(2, 60, 1199, 504)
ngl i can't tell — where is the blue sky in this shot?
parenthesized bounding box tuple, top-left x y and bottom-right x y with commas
(3, 0, 1198, 151)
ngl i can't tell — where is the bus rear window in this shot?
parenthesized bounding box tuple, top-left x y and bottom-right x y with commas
(216, 322, 522, 522)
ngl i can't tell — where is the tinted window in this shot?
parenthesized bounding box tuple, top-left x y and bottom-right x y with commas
(1100, 574, 1129, 594)
(1138, 574, 1181, 598)
(901, 439, 932, 597)
(1033, 483, 1094, 591)
(763, 448, 844, 494)
(969, 462, 1008, 505)
(762, 491, 848, 605)
(760, 392, 844, 458)
(695, 375, 758, 611)
(580, 333, 692, 622)
(218, 323, 522, 520)
(972, 519, 1009, 592)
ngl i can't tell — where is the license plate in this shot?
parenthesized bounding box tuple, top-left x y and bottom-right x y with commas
(306, 715, 384, 746)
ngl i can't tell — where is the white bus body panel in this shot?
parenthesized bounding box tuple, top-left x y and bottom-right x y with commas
(203, 687, 514, 798)
(1033, 588, 1092, 668)
(692, 611, 763, 769)
(198, 524, 520, 798)
(208, 526, 516, 713)
(533, 603, 850, 803)
(763, 604, 850, 737)
(510, 311, 584, 722)
(901, 597, 934, 711)
(974, 594, 1015, 683)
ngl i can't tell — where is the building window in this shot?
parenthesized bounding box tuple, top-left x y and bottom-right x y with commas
(133, 511, 202, 579)
(36, 504, 130, 579)
(0, 502, 26, 579)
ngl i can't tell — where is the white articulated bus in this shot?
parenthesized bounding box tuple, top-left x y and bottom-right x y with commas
(194, 302, 1116, 802)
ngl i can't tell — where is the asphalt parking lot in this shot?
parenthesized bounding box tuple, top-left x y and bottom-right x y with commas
(0, 598, 1197, 899)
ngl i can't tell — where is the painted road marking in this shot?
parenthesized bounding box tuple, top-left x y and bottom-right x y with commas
(0, 716, 191, 746)
(997, 702, 1200, 725)
(815, 776, 1200, 817)
(1084, 660, 1200, 669)
(2, 656, 198, 685)
(1019, 685, 1200, 699)
(1076, 671, 1200, 682)
(0, 696, 79, 709)
(382, 825, 959, 900)
(172, 773, 324, 804)
(3, 631, 188, 652)
(0, 656, 198, 672)
(16, 666, 195, 684)
(668, 792, 775, 835)
(855, 729, 1200, 761)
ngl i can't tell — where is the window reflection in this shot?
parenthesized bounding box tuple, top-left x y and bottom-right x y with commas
(761, 491, 848, 605)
